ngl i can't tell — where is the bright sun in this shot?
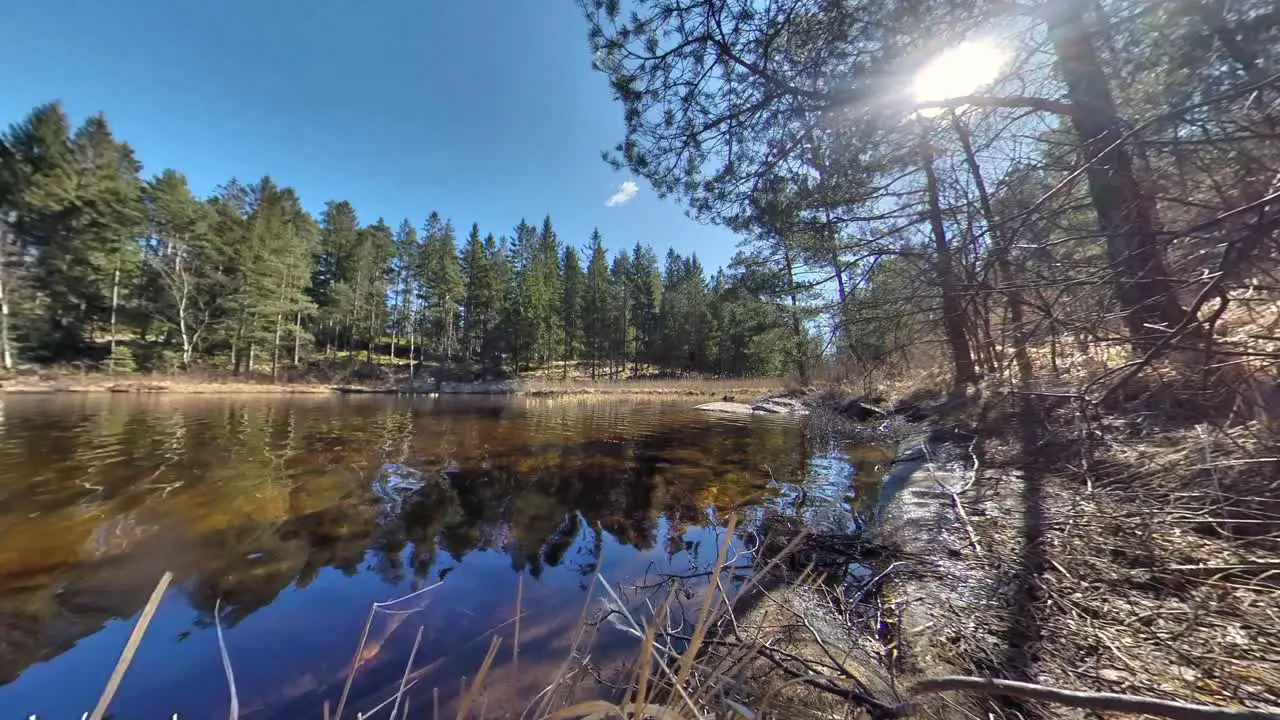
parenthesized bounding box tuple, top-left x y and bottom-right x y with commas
(912, 40, 1008, 113)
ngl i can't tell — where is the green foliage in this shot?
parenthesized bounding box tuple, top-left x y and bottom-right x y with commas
(419, 213, 463, 358)
(582, 229, 613, 376)
(0, 100, 798, 379)
(137, 345, 180, 374)
(561, 244, 585, 367)
(105, 344, 136, 373)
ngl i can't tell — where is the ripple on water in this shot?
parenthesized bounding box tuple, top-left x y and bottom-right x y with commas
(0, 394, 885, 718)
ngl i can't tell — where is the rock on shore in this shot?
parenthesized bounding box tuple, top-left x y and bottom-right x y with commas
(694, 395, 810, 415)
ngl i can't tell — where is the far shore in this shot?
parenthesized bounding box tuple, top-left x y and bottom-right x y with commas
(0, 375, 783, 398)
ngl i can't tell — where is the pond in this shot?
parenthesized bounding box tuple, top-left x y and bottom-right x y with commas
(0, 393, 891, 719)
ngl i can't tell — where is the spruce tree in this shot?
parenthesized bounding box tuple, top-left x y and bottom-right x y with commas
(419, 213, 463, 366)
(311, 200, 361, 354)
(459, 222, 491, 361)
(506, 219, 539, 371)
(582, 230, 611, 379)
(533, 216, 564, 366)
(608, 252, 632, 375)
(560, 245, 585, 377)
(481, 233, 509, 369)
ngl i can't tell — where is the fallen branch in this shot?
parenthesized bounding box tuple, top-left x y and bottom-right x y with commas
(903, 676, 1280, 720)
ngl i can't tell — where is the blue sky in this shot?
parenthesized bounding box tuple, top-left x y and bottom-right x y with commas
(0, 0, 743, 271)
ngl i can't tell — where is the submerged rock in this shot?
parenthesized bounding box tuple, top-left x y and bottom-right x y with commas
(696, 398, 810, 415)
(694, 401, 757, 414)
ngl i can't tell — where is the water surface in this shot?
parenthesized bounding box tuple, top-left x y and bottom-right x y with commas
(0, 394, 889, 718)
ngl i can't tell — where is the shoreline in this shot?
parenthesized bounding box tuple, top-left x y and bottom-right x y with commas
(0, 377, 781, 398)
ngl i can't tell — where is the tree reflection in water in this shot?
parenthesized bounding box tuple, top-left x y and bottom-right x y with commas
(0, 394, 887, 718)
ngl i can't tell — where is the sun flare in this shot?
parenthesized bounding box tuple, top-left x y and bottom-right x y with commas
(912, 40, 1009, 112)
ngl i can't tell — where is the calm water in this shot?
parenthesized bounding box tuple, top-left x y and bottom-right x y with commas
(0, 394, 890, 719)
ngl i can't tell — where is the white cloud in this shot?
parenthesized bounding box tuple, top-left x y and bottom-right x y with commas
(605, 180, 639, 207)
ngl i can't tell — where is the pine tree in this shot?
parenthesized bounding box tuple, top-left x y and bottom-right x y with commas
(389, 218, 419, 361)
(221, 178, 317, 375)
(311, 200, 361, 354)
(560, 244, 585, 377)
(353, 219, 395, 362)
(658, 250, 711, 373)
(608, 251, 633, 375)
(0, 103, 79, 366)
(582, 230, 611, 379)
(142, 169, 217, 366)
(628, 243, 662, 372)
(481, 233, 508, 369)
(419, 213, 463, 368)
(506, 219, 539, 371)
(459, 222, 492, 362)
(533, 216, 564, 366)
(2, 108, 146, 359)
(68, 115, 146, 368)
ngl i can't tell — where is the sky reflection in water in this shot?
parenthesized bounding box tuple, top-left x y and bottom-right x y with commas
(0, 394, 890, 718)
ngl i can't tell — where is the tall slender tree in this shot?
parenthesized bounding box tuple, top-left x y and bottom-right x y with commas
(560, 245, 585, 377)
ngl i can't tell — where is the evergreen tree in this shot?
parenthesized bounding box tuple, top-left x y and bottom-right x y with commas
(67, 114, 147, 368)
(388, 218, 419, 360)
(419, 213, 463, 364)
(481, 233, 509, 369)
(1, 104, 84, 366)
(0, 99, 842, 380)
(628, 243, 662, 371)
(353, 218, 395, 361)
(531, 215, 563, 366)
(609, 251, 633, 374)
(459, 222, 492, 361)
(658, 250, 711, 373)
(311, 200, 361, 354)
(506, 219, 539, 371)
(142, 169, 217, 366)
(560, 244, 585, 376)
(582, 229, 611, 379)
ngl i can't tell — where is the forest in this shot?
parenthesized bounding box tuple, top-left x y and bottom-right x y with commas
(574, 0, 1280, 715)
(0, 105, 809, 381)
(578, 0, 1280, 399)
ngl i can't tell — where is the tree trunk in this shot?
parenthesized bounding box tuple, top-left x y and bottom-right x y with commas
(920, 131, 979, 386)
(389, 286, 399, 362)
(248, 342, 256, 374)
(272, 312, 283, 380)
(782, 243, 810, 386)
(231, 316, 243, 375)
(949, 110, 1034, 385)
(1047, 1, 1193, 345)
(0, 230, 13, 371)
(176, 254, 193, 366)
(293, 311, 302, 366)
(347, 315, 356, 362)
(437, 297, 451, 393)
(408, 301, 418, 384)
(563, 312, 570, 380)
(108, 263, 120, 374)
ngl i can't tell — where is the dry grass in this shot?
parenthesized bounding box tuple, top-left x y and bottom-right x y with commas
(904, 356, 1280, 719)
(1027, 420, 1280, 710)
